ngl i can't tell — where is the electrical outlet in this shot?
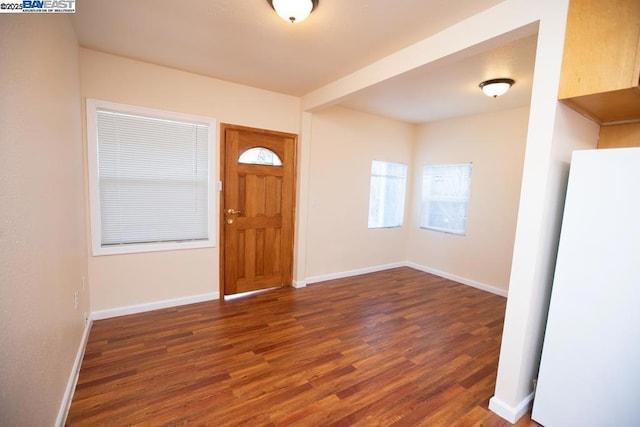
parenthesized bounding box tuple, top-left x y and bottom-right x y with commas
(74, 291, 79, 310)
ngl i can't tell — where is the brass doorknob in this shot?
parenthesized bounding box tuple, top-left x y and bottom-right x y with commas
(227, 209, 242, 215)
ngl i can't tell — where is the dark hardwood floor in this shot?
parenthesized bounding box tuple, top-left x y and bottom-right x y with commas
(67, 267, 540, 426)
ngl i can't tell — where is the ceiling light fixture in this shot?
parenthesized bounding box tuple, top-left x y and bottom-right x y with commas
(479, 78, 515, 98)
(267, 0, 319, 24)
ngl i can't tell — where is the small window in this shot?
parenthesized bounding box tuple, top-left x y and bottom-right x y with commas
(86, 99, 216, 255)
(238, 147, 282, 166)
(368, 160, 408, 228)
(421, 163, 472, 235)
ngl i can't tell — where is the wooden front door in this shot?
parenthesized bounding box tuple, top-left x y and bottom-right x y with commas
(221, 124, 297, 296)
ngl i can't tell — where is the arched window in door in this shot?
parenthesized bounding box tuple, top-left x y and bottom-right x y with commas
(238, 147, 282, 166)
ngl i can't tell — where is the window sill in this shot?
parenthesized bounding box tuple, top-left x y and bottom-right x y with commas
(92, 239, 216, 257)
(420, 226, 466, 236)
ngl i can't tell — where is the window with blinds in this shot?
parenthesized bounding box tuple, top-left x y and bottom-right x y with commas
(421, 163, 472, 235)
(368, 160, 408, 228)
(86, 99, 216, 255)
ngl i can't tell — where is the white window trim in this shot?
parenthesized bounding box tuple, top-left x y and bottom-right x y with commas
(86, 99, 217, 256)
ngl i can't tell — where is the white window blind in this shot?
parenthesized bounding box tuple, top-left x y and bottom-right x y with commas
(87, 99, 215, 255)
(421, 163, 472, 235)
(368, 160, 408, 228)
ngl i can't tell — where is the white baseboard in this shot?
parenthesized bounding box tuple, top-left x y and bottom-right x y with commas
(405, 262, 508, 298)
(305, 262, 406, 285)
(301, 262, 507, 298)
(92, 292, 220, 320)
(489, 393, 534, 424)
(56, 315, 93, 427)
(292, 280, 307, 289)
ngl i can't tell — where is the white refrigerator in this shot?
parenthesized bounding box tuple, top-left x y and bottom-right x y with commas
(532, 147, 640, 426)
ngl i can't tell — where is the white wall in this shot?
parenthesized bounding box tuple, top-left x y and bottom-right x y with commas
(79, 49, 301, 312)
(303, 106, 414, 280)
(0, 16, 89, 426)
(407, 107, 529, 293)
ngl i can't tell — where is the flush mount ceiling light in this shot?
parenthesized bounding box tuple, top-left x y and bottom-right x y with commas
(267, 0, 319, 23)
(479, 78, 515, 98)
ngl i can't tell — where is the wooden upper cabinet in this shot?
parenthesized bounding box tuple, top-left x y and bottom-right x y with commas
(559, 0, 640, 124)
(598, 122, 640, 149)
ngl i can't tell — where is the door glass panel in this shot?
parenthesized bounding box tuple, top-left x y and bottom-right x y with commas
(238, 147, 282, 166)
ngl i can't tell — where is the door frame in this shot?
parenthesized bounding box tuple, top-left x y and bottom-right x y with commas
(219, 123, 298, 297)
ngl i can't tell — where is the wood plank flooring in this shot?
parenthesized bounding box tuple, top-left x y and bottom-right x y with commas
(67, 267, 541, 426)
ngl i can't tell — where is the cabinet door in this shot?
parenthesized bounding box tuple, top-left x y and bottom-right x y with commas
(559, 0, 640, 99)
(558, 0, 640, 124)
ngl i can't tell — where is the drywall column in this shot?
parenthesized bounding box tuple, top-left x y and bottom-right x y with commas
(293, 112, 313, 287)
(489, 0, 583, 421)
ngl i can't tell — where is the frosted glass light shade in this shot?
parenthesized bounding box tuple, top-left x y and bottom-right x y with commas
(269, 0, 317, 23)
(479, 78, 515, 98)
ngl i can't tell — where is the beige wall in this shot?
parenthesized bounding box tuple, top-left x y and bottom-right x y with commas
(304, 106, 414, 279)
(79, 49, 301, 312)
(0, 16, 88, 426)
(407, 107, 529, 292)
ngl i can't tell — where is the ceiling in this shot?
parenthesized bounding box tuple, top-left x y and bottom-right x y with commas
(71, 0, 537, 124)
